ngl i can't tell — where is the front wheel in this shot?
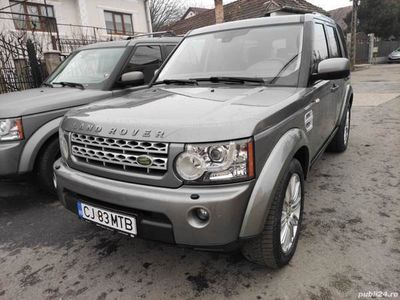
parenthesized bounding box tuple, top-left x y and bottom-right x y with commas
(241, 159, 304, 268)
(35, 137, 60, 194)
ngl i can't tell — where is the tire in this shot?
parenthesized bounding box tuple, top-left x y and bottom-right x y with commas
(35, 137, 60, 194)
(327, 105, 351, 153)
(241, 159, 304, 268)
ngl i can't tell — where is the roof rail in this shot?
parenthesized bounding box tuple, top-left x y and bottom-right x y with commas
(126, 31, 176, 40)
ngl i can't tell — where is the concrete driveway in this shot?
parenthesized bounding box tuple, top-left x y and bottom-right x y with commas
(0, 64, 399, 300)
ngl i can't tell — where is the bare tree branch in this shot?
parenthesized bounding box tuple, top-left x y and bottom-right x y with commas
(149, 0, 187, 31)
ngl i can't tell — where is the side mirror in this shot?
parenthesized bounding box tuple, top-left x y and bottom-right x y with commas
(120, 71, 144, 86)
(313, 58, 350, 81)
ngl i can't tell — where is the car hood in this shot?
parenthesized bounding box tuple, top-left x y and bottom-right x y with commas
(0, 87, 112, 118)
(62, 85, 307, 143)
(389, 50, 400, 57)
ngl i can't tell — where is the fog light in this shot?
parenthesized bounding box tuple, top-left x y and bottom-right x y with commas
(196, 208, 209, 221)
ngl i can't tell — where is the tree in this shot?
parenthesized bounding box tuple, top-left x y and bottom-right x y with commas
(149, 0, 187, 31)
(345, 0, 400, 39)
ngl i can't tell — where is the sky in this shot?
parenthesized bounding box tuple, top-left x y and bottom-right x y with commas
(197, 0, 352, 11)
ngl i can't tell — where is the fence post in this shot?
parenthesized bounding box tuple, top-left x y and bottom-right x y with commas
(368, 33, 375, 64)
(14, 57, 29, 90)
(26, 39, 43, 88)
(44, 50, 61, 75)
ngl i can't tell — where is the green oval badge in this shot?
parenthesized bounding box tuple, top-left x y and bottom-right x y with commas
(137, 155, 153, 166)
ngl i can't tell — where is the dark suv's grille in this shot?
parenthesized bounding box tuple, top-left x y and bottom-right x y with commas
(70, 133, 168, 175)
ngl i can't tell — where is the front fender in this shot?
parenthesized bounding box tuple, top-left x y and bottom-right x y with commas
(18, 117, 63, 173)
(240, 128, 309, 238)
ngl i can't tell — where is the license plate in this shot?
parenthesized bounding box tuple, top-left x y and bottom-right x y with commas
(77, 202, 137, 236)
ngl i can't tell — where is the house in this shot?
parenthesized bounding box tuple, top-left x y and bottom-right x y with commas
(165, 0, 327, 35)
(181, 7, 210, 20)
(0, 0, 152, 39)
(329, 6, 352, 33)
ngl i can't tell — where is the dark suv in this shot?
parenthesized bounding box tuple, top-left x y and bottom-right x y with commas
(0, 36, 180, 192)
(55, 14, 353, 268)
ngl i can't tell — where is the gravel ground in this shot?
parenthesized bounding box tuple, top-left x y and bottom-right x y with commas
(0, 64, 399, 300)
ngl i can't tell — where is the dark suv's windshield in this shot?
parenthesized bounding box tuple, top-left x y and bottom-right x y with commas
(157, 24, 303, 86)
(47, 47, 125, 89)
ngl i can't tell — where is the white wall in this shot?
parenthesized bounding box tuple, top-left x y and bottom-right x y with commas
(0, 0, 150, 36)
(84, 0, 150, 35)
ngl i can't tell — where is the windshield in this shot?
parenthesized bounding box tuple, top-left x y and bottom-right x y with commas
(157, 24, 303, 86)
(48, 48, 125, 88)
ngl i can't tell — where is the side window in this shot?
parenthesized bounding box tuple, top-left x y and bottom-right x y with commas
(131, 46, 162, 67)
(326, 26, 342, 58)
(164, 45, 176, 57)
(312, 23, 329, 72)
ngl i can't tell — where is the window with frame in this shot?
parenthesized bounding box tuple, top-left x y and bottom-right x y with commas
(312, 23, 329, 73)
(131, 46, 162, 67)
(10, 1, 56, 32)
(326, 26, 342, 58)
(104, 11, 133, 35)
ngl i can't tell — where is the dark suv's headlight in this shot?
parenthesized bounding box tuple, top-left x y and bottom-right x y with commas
(175, 139, 254, 183)
(59, 128, 69, 161)
(0, 118, 24, 142)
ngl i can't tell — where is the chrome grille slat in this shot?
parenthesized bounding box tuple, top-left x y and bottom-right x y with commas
(70, 133, 169, 174)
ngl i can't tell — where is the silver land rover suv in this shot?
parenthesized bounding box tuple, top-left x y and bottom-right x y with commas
(54, 14, 353, 268)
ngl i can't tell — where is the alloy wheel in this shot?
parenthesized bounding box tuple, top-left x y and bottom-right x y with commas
(280, 173, 302, 254)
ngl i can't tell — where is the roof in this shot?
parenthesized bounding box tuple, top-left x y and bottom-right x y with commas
(181, 7, 210, 20)
(190, 14, 304, 36)
(329, 6, 352, 32)
(264, 0, 326, 15)
(165, 0, 327, 35)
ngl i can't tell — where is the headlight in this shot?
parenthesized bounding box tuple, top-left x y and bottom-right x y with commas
(175, 139, 254, 183)
(0, 118, 24, 142)
(59, 128, 69, 160)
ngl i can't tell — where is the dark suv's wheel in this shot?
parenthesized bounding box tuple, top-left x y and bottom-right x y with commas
(35, 137, 60, 194)
(241, 158, 304, 268)
(327, 105, 351, 152)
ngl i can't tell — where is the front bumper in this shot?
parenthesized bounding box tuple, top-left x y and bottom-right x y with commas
(0, 141, 23, 176)
(54, 159, 255, 248)
(388, 56, 400, 62)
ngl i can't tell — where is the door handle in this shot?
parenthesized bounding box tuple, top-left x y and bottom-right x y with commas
(331, 84, 339, 93)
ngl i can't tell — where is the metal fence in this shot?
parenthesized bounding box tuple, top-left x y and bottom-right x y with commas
(376, 40, 400, 57)
(0, 35, 47, 94)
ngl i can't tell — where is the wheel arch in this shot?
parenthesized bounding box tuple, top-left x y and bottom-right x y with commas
(240, 128, 309, 238)
(18, 117, 63, 173)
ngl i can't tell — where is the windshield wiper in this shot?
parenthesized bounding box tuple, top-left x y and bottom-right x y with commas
(192, 76, 265, 85)
(53, 81, 85, 90)
(153, 79, 198, 86)
(269, 53, 300, 85)
(41, 82, 53, 88)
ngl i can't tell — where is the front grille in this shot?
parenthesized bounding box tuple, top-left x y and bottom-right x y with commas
(70, 133, 169, 175)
